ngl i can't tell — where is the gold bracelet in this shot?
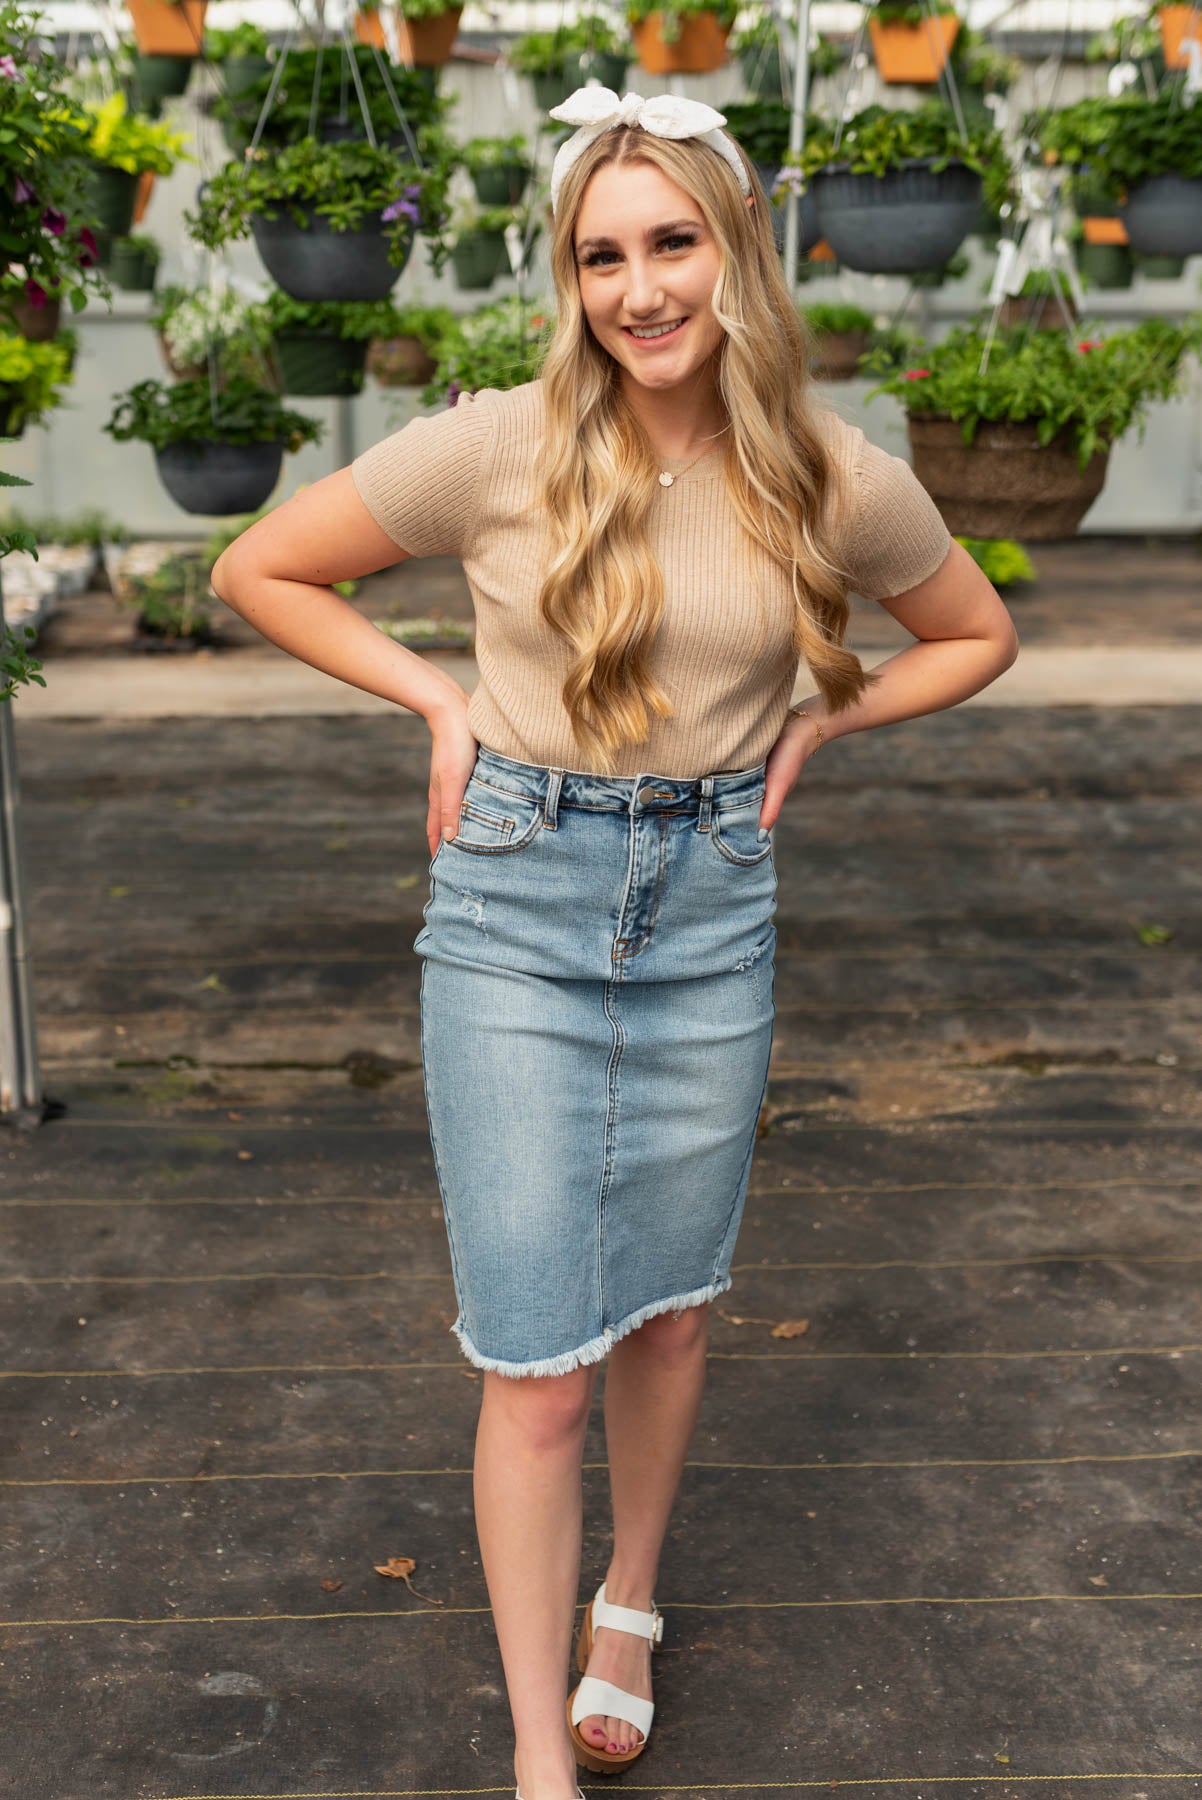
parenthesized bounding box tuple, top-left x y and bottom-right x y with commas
(788, 705, 825, 751)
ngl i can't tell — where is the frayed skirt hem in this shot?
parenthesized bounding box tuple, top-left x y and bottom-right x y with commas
(451, 1274, 733, 1380)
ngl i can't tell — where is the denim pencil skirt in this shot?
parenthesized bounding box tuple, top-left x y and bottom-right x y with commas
(414, 743, 777, 1380)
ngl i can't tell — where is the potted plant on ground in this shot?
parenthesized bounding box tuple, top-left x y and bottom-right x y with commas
(625, 0, 739, 75)
(109, 232, 161, 292)
(422, 295, 554, 407)
(0, 334, 72, 437)
(397, 0, 463, 66)
(800, 103, 1003, 274)
(799, 301, 875, 379)
(865, 317, 1202, 538)
(366, 301, 455, 385)
(459, 135, 534, 206)
(123, 550, 217, 649)
(869, 0, 961, 84)
(104, 373, 324, 516)
(78, 93, 190, 252)
(126, 0, 207, 59)
(250, 291, 408, 396)
(188, 138, 453, 299)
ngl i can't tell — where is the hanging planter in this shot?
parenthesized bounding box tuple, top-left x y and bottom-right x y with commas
(3, 289, 63, 341)
(813, 156, 981, 272)
(110, 233, 161, 291)
(126, 0, 207, 58)
(273, 333, 369, 396)
(104, 374, 324, 518)
(628, 9, 734, 74)
(1156, 3, 1201, 67)
(367, 333, 438, 385)
(869, 6, 960, 84)
(0, 336, 73, 439)
(132, 52, 194, 110)
(802, 104, 998, 274)
(84, 165, 140, 237)
(1120, 176, 1202, 258)
(451, 229, 506, 290)
(567, 48, 629, 87)
(397, 4, 463, 65)
(1076, 241, 1134, 289)
(1081, 214, 1128, 246)
(461, 136, 533, 207)
(1136, 252, 1186, 278)
(866, 319, 1202, 540)
(251, 210, 413, 302)
(800, 303, 875, 381)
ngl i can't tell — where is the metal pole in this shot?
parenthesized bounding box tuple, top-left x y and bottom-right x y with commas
(0, 563, 44, 1123)
(783, 0, 812, 291)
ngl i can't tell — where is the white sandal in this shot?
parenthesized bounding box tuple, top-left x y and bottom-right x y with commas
(515, 1788, 584, 1799)
(566, 1579, 664, 1773)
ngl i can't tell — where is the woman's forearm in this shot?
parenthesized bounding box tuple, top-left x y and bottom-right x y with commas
(212, 567, 468, 723)
(798, 632, 1018, 747)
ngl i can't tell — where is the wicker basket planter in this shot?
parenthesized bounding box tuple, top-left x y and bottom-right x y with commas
(250, 210, 411, 302)
(272, 331, 369, 397)
(869, 13, 960, 83)
(127, 0, 207, 56)
(397, 6, 462, 65)
(1119, 175, 1202, 258)
(811, 157, 981, 273)
(630, 12, 731, 73)
(7, 294, 63, 341)
(367, 333, 438, 386)
(155, 440, 284, 517)
(998, 291, 1077, 329)
(810, 328, 871, 381)
(907, 415, 1109, 540)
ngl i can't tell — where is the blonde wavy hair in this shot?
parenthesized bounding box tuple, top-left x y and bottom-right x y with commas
(537, 121, 881, 774)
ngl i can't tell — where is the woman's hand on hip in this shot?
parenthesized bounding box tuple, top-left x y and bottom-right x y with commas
(760, 709, 824, 833)
(427, 698, 479, 858)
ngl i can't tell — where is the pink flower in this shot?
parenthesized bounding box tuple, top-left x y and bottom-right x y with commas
(0, 54, 18, 77)
(76, 226, 98, 267)
(23, 278, 48, 308)
(41, 205, 67, 237)
(14, 175, 35, 204)
(902, 368, 932, 380)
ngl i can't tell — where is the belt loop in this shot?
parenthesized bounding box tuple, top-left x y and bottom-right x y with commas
(544, 767, 563, 830)
(696, 775, 714, 833)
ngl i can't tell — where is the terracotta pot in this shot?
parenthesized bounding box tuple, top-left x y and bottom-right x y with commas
(126, 0, 207, 57)
(133, 170, 157, 226)
(907, 415, 1109, 540)
(397, 7, 462, 65)
(869, 12, 960, 83)
(367, 333, 438, 385)
(1082, 214, 1128, 246)
(354, 7, 387, 48)
(810, 328, 871, 381)
(630, 12, 731, 75)
(1157, 3, 1201, 68)
(998, 291, 1077, 330)
(6, 293, 62, 340)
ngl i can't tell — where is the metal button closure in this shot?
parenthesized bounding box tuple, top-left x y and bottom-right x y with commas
(636, 784, 659, 804)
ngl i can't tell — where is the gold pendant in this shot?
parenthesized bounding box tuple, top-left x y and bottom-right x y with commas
(658, 470, 674, 487)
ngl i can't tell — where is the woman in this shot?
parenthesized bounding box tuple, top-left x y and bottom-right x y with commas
(212, 87, 1018, 1800)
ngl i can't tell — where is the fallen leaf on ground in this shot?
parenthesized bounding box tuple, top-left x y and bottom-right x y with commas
(1088, 1574, 1109, 1587)
(396, 873, 421, 889)
(320, 1579, 343, 1594)
(771, 1319, 810, 1339)
(373, 1555, 443, 1603)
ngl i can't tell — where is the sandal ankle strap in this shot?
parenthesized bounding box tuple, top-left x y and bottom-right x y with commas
(592, 1579, 664, 1645)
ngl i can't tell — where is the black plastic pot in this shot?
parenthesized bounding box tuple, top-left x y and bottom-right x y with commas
(155, 440, 285, 516)
(110, 239, 160, 291)
(451, 229, 507, 290)
(531, 69, 573, 111)
(85, 165, 140, 237)
(811, 157, 983, 274)
(223, 52, 272, 98)
(752, 164, 821, 255)
(566, 49, 629, 88)
(739, 43, 785, 96)
(273, 331, 369, 396)
(470, 162, 532, 206)
(1137, 252, 1186, 278)
(133, 52, 194, 110)
(1119, 175, 1202, 258)
(250, 209, 412, 301)
(1076, 241, 1134, 290)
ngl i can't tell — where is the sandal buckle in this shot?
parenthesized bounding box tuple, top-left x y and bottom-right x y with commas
(652, 1610, 664, 1644)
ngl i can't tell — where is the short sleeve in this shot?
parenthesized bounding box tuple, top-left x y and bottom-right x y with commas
(350, 387, 500, 559)
(839, 431, 953, 601)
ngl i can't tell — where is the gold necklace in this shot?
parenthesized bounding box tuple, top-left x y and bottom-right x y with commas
(657, 425, 729, 487)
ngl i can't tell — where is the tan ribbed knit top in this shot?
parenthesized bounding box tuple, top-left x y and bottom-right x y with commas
(351, 379, 951, 779)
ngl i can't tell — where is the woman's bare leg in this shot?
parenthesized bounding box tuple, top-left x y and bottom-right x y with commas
(576, 1303, 710, 1754)
(475, 1361, 600, 1800)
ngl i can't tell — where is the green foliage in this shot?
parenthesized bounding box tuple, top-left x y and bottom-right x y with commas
(0, 334, 73, 435)
(717, 99, 792, 163)
(951, 25, 1019, 93)
(375, 301, 457, 347)
(104, 375, 326, 452)
(116, 231, 160, 259)
(510, 12, 627, 70)
(799, 301, 875, 334)
(459, 134, 531, 170)
(249, 290, 421, 341)
(797, 101, 1004, 181)
(954, 535, 1036, 587)
(866, 317, 1202, 469)
(125, 551, 214, 640)
(203, 22, 271, 57)
(624, 0, 741, 37)
(187, 136, 453, 275)
(422, 295, 554, 406)
(0, 449, 45, 701)
(211, 47, 447, 147)
(1084, 13, 1160, 63)
(1032, 93, 1202, 189)
(397, 0, 463, 15)
(0, 506, 119, 545)
(149, 284, 274, 382)
(77, 92, 190, 176)
(874, 0, 957, 23)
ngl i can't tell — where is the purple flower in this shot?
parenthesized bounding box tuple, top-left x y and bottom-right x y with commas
(23, 278, 48, 309)
(41, 205, 67, 237)
(76, 225, 99, 268)
(0, 54, 18, 78)
(382, 181, 422, 225)
(14, 176, 35, 205)
(445, 381, 461, 407)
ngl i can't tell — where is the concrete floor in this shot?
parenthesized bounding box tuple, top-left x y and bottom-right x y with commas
(1, 538, 1201, 1799)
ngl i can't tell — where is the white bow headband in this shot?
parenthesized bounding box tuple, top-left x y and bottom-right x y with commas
(548, 87, 752, 217)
